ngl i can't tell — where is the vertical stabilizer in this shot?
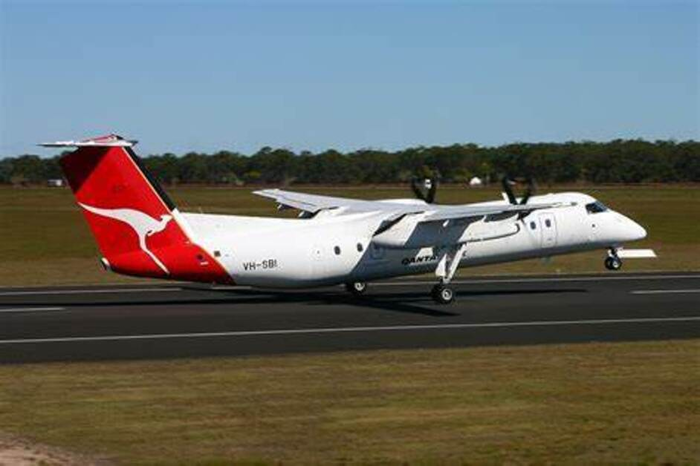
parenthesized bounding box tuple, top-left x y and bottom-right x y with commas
(45, 134, 233, 284)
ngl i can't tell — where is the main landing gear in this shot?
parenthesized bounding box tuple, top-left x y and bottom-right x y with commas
(431, 283, 455, 305)
(605, 248, 623, 271)
(430, 243, 467, 305)
(345, 281, 368, 296)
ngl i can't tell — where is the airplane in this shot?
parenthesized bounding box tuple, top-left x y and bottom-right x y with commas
(42, 134, 652, 304)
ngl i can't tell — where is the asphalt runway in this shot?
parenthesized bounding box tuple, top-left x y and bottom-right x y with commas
(0, 272, 698, 364)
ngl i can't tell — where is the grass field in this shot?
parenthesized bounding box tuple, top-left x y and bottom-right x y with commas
(0, 184, 698, 286)
(0, 186, 698, 464)
(0, 340, 698, 464)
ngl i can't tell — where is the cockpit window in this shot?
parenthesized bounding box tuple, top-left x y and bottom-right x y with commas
(585, 201, 608, 214)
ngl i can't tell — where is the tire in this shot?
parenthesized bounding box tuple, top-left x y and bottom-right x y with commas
(605, 256, 622, 271)
(345, 281, 368, 296)
(432, 285, 455, 305)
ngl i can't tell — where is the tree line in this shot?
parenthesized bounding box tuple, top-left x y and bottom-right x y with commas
(1, 139, 698, 186)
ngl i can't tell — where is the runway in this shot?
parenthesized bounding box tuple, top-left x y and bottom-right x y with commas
(0, 272, 698, 363)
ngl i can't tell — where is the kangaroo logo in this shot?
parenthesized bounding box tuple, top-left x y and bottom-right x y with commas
(79, 203, 173, 274)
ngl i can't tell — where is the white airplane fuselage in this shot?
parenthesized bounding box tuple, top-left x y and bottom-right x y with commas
(184, 192, 647, 288)
(46, 135, 648, 301)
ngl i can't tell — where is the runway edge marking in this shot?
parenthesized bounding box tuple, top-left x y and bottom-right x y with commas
(1, 274, 698, 296)
(1, 316, 698, 345)
(0, 307, 66, 313)
(0, 287, 182, 296)
(381, 274, 700, 285)
(631, 289, 700, 295)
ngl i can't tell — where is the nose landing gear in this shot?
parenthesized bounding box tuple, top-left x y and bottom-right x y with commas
(605, 249, 623, 271)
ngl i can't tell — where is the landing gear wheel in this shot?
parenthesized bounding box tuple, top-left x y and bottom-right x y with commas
(605, 256, 622, 271)
(345, 281, 368, 296)
(431, 284, 455, 305)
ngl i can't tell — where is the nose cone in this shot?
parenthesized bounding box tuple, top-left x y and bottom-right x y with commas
(623, 217, 647, 242)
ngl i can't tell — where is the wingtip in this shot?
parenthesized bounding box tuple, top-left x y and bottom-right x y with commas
(252, 188, 280, 196)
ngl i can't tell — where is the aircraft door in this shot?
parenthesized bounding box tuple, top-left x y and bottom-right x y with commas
(539, 213, 557, 248)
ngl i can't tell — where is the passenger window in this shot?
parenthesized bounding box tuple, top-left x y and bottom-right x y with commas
(545, 219, 552, 228)
(530, 221, 536, 230)
(334, 246, 341, 255)
(357, 243, 364, 252)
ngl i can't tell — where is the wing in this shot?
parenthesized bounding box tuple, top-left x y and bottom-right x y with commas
(254, 189, 574, 223)
(420, 201, 573, 223)
(253, 189, 362, 213)
(253, 189, 424, 216)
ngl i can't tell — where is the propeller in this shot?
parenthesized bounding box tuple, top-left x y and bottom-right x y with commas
(520, 178, 536, 205)
(501, 176, 537, 218)
(411, 177, 438, 204)
(501, 177, 518, 205)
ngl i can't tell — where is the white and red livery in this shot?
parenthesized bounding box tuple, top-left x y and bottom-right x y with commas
(44, 134, 651, 304)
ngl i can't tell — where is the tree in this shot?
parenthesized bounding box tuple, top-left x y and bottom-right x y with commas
(0, 139, 697, 185)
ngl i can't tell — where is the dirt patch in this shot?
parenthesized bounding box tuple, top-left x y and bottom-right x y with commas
(0, 433, 108, 466)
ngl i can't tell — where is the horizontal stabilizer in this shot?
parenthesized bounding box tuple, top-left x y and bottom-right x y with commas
(40, 134, 137, 148)
(617, 249, 657, 259)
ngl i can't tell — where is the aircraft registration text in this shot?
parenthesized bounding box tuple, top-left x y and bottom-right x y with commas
(242, 259, 279, 271)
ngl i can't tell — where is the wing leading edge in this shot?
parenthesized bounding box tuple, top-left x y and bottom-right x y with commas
(253, 188, 575, 223)
(253, 189, 381, 213)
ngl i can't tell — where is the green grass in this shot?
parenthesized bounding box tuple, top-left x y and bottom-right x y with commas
(1, 187, 698, 463)
(0, 185, 698, 286)
(0, 340, 697, 464)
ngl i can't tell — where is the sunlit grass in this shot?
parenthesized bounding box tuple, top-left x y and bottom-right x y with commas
(0, 340, 697, 464)
(0, 185, 697, 286)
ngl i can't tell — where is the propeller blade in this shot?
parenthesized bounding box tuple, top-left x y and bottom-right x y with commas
(520, 178, 536, 205)
(410, 178, 426, 202)
(501, 177, 517, 205)
(410, 177, 438, 203)
(517, 178, 538, 219)
(426, 179, 438, 204)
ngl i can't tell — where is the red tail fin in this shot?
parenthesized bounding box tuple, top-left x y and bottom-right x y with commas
(51, 135, 232, 284)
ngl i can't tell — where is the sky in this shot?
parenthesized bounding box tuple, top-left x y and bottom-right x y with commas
(0, 0, 698, 157)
